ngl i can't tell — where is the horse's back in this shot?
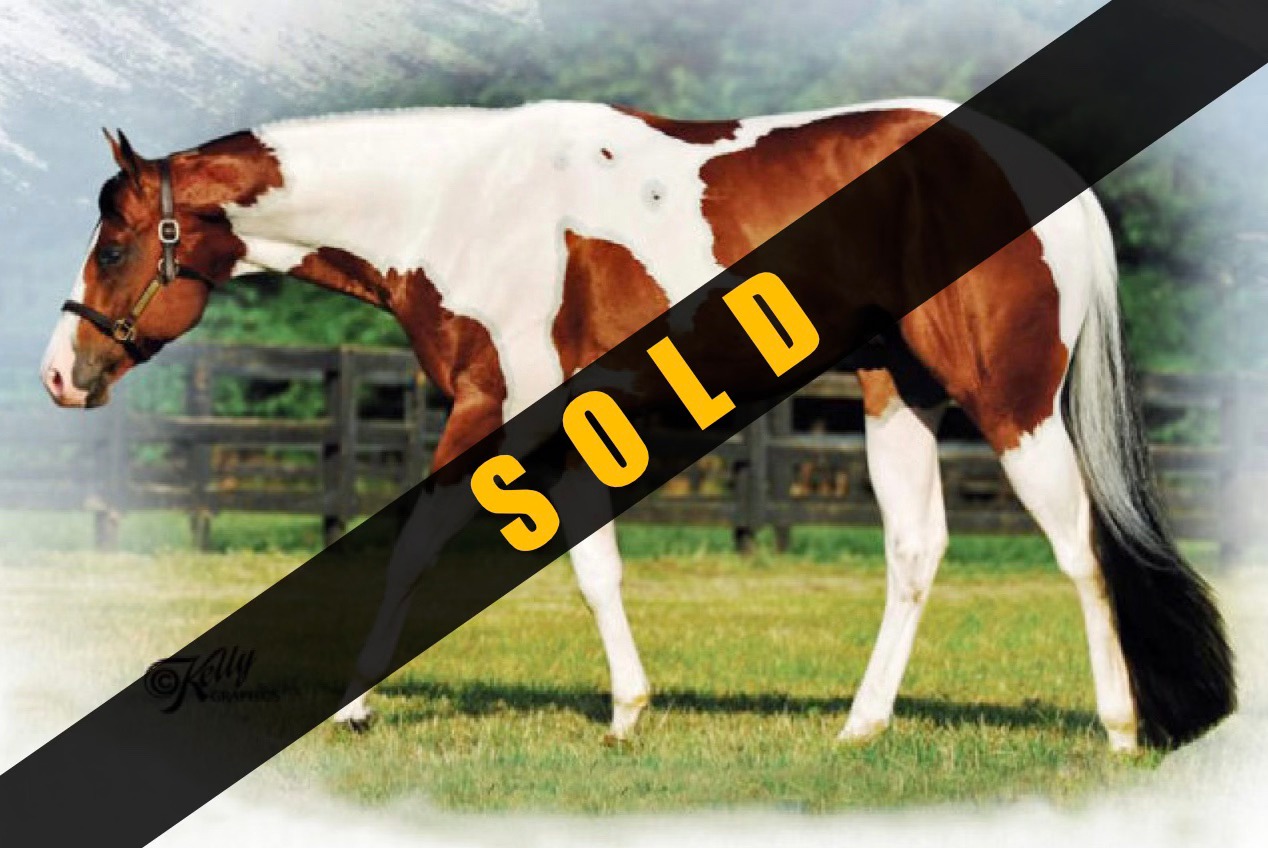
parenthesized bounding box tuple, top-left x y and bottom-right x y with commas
(552, 96, 1107, 437)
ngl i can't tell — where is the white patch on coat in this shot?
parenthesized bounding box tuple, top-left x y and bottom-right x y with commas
(1031, 190, 1110, 350)
(224, 97, 961, 417)
(40, 226, 96, 404)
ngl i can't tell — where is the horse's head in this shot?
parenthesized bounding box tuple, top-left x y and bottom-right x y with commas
(41, 130, 252, 407)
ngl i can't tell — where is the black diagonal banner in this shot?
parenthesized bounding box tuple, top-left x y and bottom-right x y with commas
(3, 0, 1266, 844)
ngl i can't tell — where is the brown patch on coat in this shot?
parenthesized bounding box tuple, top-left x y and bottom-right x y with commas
(286, 247, 508, 471)
(842, 236, 1067, 452)
(287, 247, 394, 310)
(431, 392, 505, 473)
(895, 232, 1067, 452)
(697, 106, 1067, 451)
(178, 131, 285, 210)
(552, 230, 671, 376)
(287, 248, 506, 404)
(700, 109, 940, 267)
(612, 105, 741, 145)
(857, 368, 900, 419)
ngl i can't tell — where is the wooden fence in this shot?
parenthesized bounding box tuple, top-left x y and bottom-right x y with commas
(1, 342, 1261, 561)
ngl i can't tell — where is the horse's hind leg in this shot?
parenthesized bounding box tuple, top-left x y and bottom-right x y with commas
(840, 369, 947, 743)
(995, 415, 1137, 751)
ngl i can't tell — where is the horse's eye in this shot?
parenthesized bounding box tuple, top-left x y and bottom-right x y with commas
(96, 244, 126, 267)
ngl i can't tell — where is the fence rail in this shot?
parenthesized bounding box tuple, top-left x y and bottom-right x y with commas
(2, 342, 1260, 561)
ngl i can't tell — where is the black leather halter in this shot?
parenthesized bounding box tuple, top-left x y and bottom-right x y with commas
(61, 158, 216, 363)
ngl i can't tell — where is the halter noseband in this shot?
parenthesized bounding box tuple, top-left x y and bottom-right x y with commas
(61, 158, 216, 364)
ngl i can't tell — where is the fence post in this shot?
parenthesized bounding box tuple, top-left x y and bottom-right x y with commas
(732, 442, 752, 553)
(733, 418, 770, 552)
(93, 385, 127, 551)
(322, 347, 358, 546)
(404, 368, 428, 485)
(768, 401, 794, 551)
(187, 357, 214, 551)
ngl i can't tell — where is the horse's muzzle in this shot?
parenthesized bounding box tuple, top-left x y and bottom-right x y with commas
(42, 362, 95, 407)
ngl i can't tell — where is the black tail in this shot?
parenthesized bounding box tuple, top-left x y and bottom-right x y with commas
(1088, 501, 1236, 748)
(1065, 190, 1234, 748)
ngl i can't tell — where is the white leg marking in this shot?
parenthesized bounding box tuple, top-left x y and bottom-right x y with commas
(568, 522, 650, 742)
(841, 401, 947, 743)
(41, 248, 92, 407)
(1000, 416, 1138, 752)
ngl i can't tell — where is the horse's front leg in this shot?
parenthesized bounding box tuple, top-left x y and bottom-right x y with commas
(331, 390, 504, 730)
(563, 516, 650, 743)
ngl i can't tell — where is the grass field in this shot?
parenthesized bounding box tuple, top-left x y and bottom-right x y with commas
(1, 515, 1170, 813)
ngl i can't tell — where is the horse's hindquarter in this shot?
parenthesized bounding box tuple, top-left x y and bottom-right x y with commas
(545, 102, 953, 375)
(553, 100, 1096, 451)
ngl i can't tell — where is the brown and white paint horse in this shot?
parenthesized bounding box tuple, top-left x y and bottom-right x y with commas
(42, 98, 1233, 751)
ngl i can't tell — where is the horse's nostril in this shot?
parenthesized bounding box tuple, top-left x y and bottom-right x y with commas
(43, 363, 93, 407)
(44, 365, 68, 402)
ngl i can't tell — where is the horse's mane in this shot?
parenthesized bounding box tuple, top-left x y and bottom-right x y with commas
(257, 104, 502, 134)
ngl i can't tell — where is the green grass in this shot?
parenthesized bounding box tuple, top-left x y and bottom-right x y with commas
(1, 520, 1163, 813)
(0, 508, 1220, 568)
(294, 557, 1156, 812)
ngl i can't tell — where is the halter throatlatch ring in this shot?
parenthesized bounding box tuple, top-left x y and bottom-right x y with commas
(112, 318, 137, 344)
(158, 218, 180, 244)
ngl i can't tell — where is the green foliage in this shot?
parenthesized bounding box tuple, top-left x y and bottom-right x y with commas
(183, 0, 1249, 401)
(1098, 148, 1244, 372)
(194, 275, 406, 348)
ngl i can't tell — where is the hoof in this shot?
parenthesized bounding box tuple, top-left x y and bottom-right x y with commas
(602, 732, 631, 748)
(344, 715, 374, 734)
(1106, 728, 1140, 755)
(836, 717, 888, 746)
(332, 704, 374, 733)
(608, 694, 650, 744)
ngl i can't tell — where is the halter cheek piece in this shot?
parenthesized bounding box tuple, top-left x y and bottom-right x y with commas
(61, 158, 217, 364)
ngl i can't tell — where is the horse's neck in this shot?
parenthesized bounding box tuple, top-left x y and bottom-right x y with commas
(217, 107, 537, 396)
(224, 107, 512, 282)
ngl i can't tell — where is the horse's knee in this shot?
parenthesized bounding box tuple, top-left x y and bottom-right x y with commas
(569, 527, 625, 605)
(572, 557, 623, 606)
(884, 523, 947, 605)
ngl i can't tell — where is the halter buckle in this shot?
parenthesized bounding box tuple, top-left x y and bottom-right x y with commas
(158, 217, 180, 245)
(111, 318, 137, 344)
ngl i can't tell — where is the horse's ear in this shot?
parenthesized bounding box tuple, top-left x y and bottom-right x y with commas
(102, 127, 144, 187)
